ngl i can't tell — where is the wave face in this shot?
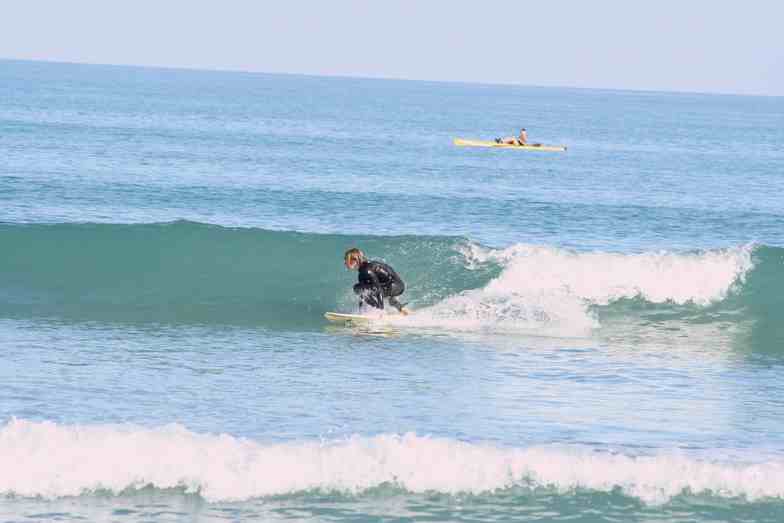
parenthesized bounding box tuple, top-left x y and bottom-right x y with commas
(1, 221, 782, 337)
(0, 221, 485, 327)
(2, 419, 783, 505)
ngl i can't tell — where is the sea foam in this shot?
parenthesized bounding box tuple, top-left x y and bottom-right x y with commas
(398, 243, 754, 335)
(2, 419, 782, 504)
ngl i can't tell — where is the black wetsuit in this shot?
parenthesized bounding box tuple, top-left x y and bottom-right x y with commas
(354, 260, 405, 311)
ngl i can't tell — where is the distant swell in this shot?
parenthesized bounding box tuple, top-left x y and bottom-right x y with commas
(2, 419, 783, 505)
(1, 221, 781, 337)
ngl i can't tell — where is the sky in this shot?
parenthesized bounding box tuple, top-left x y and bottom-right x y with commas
(1, 0, 782, 96)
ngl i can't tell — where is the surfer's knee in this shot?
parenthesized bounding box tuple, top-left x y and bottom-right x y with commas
(389, 281, 404, 297)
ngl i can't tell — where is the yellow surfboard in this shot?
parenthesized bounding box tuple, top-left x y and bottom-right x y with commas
(454, 138, 567, 152)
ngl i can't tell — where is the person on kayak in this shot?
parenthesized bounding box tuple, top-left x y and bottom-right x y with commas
(496, 128, 528, 146)
(344, 248, 408, 314)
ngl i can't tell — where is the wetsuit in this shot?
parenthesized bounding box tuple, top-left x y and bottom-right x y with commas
(354, 260, 405, 311)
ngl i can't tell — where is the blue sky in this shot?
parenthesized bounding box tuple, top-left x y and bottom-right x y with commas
(1, 1, 781, 96)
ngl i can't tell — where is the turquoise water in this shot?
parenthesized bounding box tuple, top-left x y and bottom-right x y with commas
(1, 59, 784, 522)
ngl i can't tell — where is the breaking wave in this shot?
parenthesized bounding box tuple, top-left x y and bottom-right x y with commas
(2, 419, 783, 505)
(1, 222, 779, 339)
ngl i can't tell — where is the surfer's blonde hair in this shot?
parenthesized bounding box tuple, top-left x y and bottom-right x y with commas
(344, 248, 366, 265)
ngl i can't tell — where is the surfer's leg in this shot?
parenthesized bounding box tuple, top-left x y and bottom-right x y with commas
(388, 296, 405, 312)
(354, 283, 383, 309)
(388, 280, 405, 297)
(385, 281, 406, 312)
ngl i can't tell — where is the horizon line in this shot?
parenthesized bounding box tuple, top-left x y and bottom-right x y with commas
(1, 56, 781, 100)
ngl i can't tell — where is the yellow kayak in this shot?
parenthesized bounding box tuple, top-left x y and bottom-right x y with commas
(454, 138, 567, 152)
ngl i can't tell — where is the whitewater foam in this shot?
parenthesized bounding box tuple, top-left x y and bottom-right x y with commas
(461, 243, 753, 306)
(2, 419, 782, 505)
(404, 243, 755, 335)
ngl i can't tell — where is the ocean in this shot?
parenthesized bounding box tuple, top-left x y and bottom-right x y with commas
(1, 58, 783, 522)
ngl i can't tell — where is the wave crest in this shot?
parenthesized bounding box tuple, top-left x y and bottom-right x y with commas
(404, 243, 755, 335)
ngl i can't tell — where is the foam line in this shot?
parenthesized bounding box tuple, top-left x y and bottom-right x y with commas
(2, 420, 782, 504)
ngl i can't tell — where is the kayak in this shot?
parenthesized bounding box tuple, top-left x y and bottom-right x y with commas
(453, 138, 567, 152)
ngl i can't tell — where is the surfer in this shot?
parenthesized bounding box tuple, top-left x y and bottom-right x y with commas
(344, 248, 408, 315)
(495, 128, 528, 146)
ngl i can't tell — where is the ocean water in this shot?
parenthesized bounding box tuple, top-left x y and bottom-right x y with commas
(1, 58, 784, 522)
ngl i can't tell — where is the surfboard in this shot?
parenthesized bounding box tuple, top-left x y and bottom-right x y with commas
(324, 312, 377, 325)
(324, 310, 409, 325)
(454, 138, 567, 152)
